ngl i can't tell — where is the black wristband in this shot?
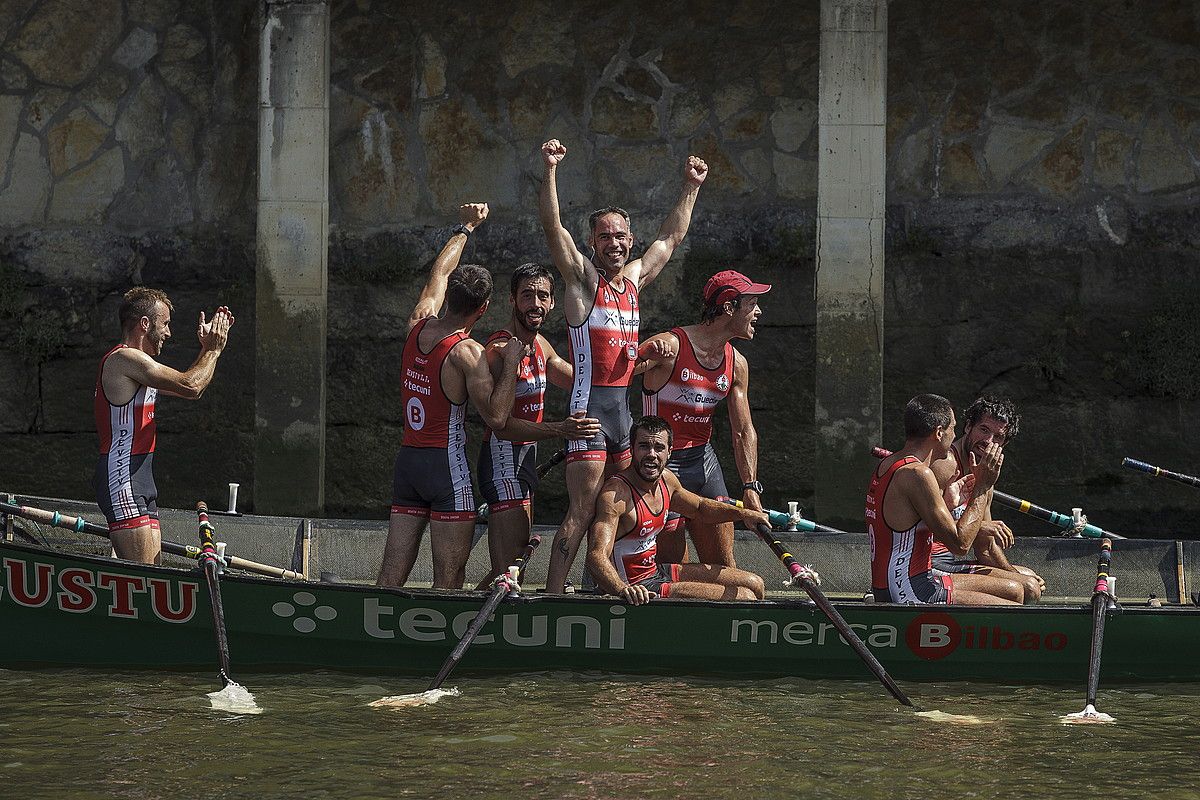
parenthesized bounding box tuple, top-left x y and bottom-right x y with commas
(451, 223, 472, 237)
(743, 481, 764, 495)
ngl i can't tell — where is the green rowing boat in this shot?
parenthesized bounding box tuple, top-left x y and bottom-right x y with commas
(2, 537, 1198, 683)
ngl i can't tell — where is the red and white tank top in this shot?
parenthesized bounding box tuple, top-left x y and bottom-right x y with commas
(867, 456, 935, 590)
(642, 328, 734, 449)
(609, 474, 669, 585)
(568, 273, 639, 398)
(930, 446, 968, 557)
(401, 319, 468, 448)
(483, 330, 546, 445)
(95, 344, 156, 456)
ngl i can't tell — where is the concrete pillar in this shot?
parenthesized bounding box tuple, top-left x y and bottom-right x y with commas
(814, 0, 886, 528)
(254, 1, 329, 516)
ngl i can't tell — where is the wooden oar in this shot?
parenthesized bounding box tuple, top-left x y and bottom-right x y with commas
(371, 534, 542, 708)
(870, 447, 1124, 540)
(195, 503, 260, 713)
(1122, 458, 1200, 490)
(0, 500, 306, 578)
(1061, 538, 1117, 724)
(751, 521, 914, 707)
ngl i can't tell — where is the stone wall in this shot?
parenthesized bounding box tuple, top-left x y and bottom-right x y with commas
(2, 0, 1199, 536)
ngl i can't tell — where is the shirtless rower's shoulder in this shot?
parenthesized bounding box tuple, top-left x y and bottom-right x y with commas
(95, 287, 234, 564)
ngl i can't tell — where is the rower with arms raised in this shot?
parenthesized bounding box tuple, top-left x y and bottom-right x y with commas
(377, 203, 527, 589)
(538, 137, 709, 593)
(95, 287, 234, 564)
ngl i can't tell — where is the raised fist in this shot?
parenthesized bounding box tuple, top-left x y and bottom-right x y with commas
(542, 139, 567, 168)
(684, 155, 709, 185)
(459, 202, 489, 231)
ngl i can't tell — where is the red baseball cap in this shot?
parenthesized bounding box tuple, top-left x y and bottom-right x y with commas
(703, 270, 772, 306)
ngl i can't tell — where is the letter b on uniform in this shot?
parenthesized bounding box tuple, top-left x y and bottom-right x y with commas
(406, 397, 426, 430)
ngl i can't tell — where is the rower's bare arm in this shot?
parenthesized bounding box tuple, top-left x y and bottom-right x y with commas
(537, 139, 589, 287)
(905, 465, 975, 555)
(631, 155, 708, 289)
(541, 337, 573, 390)
(461, 337, 522, 431)
(956, 443, 1005, 553)
(111, 309, 232, 399)
(665, 470, 770, 528)
(727, 351, 761, 511)
(407, 203, 488, 334)
(585, 482, 645, 602)
(633, 332, 677, 380)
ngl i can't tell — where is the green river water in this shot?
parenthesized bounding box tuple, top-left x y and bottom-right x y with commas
(2, 670, 1199, 799)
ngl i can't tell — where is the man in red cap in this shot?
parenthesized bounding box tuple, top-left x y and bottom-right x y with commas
(636, 269, 771, 567)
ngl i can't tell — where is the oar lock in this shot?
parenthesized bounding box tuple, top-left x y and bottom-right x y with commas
(494, 565, 521, 596)
(1063, 507, 1090, 537)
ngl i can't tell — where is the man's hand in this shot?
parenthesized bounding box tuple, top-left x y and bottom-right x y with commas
(542, 139, 567, 168)
(684, 155, 708, 186)
(198, 307, 233, 353)
(742, 509, 771, 530)
(618, 583, 653, 605)
(638, 338, 675, 361)
(498, 336, 531, 369)
(741, 491, 764, 513)
(557, 412, 601, 441)
(970, 442, 1004, 492)
(459, 202, 489, 232)
(944, 472, 976, 510)
(978, 520, 1015, 549)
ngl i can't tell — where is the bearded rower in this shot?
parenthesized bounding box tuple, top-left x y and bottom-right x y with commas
(637, 270, 770, 567)
(538, 137, 709, 593)
(929, 396, 1044, 602)
(868, 394, 1019, 605)
(476, 263, 600, 583)
(94, 287, 234, 563)
(586, 415, 768, 605)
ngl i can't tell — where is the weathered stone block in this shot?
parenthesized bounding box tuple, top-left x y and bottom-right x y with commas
(940, 141, 986, 194)
(25, 86, 68, 130)
(774, 150, 816, 200)
(417, 33, 445, 99)
(48, 108, 108, 177)
(110, 152, 193, 229)
(48, 146, 125, 223)
(590, 88, 658, 140)
(113, 27, 160, 71)
(0, 132, 50, 225)
(9, 0, 122, 87)
(79, 69, 129, 126)
(1136, 115, 1196, 193)
(419, 98, 519, 210)
(115, 77, 168, 163)
(668, 89, 708, 138)
(330, 110, 418, 225)
(499, 1, 574, 78)
(1093, 128, 1133, 188)
(0, 349, 37, 434)
(771, 97, 817, 153)
(983, 124, 1055, 185)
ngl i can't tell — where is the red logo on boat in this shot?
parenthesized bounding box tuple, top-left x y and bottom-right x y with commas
(906, 612, 961, 660)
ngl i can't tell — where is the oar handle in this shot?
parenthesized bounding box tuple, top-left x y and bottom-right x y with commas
(753, 522, 914, 708)
(1122, 458, 1200, 489)
(871, 447, 1123, 539)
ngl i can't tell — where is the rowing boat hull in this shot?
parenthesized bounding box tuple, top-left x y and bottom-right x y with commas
(3, 541, 1198, 683)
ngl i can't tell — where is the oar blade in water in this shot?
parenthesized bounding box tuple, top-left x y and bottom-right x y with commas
(914, 710, 989, 725)
(1060, 704, 1116, 725)
(369, 688, 460, 709)
(206, 681, 262, 715)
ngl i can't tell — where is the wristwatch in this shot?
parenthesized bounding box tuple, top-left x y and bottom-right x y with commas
(742, 481, 764, 495)
(451, 223, 472, 237)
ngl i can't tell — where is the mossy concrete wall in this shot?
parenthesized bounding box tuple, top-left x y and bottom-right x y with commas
(1, 1, 1198, 535)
